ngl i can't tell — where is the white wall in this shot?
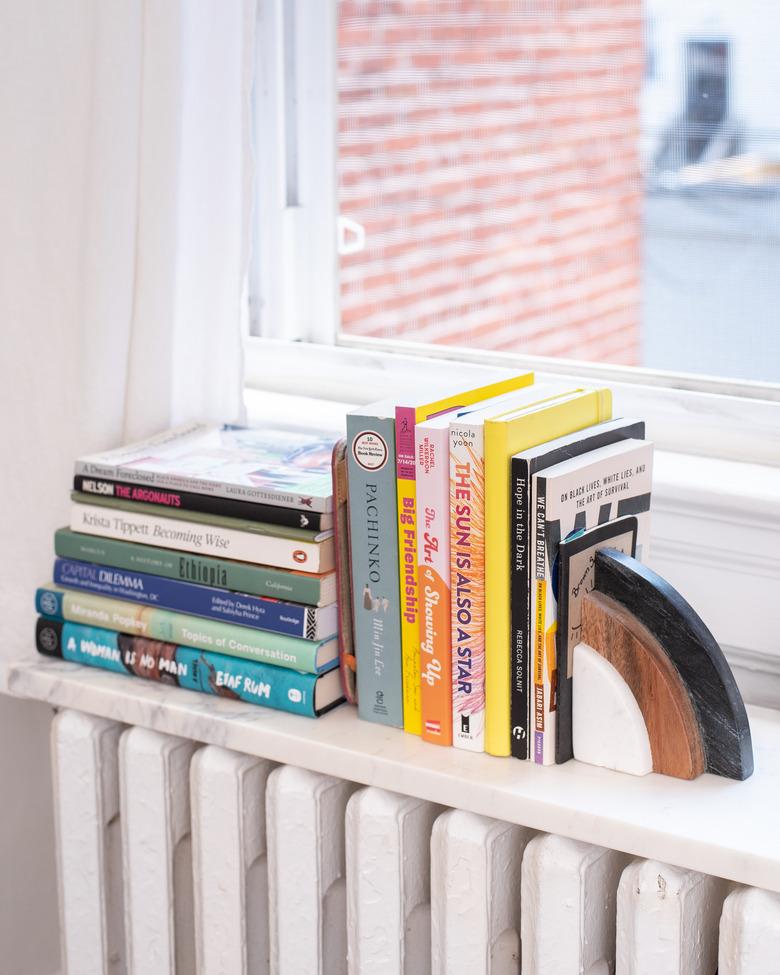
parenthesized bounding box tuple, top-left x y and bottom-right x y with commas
(0, 3, 133, 971)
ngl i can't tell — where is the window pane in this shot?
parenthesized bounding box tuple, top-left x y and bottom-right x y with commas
(337, 0, 780, 384)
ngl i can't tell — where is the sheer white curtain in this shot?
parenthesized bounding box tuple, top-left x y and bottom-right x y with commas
(0, 4, 256, 969)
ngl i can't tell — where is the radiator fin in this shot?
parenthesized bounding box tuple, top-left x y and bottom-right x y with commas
(191, 746, 274, 975)
(51, 709, 126, 975)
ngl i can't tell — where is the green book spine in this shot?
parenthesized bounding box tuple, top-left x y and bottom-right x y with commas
(37, 586, 330, 673)
(54, 529, 331, 606)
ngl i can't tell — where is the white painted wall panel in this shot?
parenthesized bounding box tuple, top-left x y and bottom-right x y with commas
(119, 727, 197, 975)
(346, 787, 440, 975)
(430, 809, 533, 975)
(521, 833, 631, 975)
(267, 765, 356, 975)
(51, 709, 125, 975)
(616, 859, 728, 975)
(719, 886, 780, 974)
(191, 745, 275, 975)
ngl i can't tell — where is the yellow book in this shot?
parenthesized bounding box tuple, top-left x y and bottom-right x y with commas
(483, 387, 612, 756)
(395, 372, 534, 734)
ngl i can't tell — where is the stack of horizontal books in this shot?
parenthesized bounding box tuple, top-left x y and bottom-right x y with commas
(346, 375, 653, 765)
(34, 424, 345, 718)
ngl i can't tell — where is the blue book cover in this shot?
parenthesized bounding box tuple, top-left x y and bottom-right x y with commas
(35, 618, 344, 718)
(53, 558, 336, 640)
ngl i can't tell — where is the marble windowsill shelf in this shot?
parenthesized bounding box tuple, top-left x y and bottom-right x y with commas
(7, 657, 780, 894)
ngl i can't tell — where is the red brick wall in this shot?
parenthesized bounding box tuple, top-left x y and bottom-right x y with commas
(338, 0, 643, 364)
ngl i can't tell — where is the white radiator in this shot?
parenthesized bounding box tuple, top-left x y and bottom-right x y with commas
(51, 708, 780, 975)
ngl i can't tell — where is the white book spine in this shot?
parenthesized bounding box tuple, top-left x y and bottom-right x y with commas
(70, 502, 333, 572)
(449, 420, 486, 752)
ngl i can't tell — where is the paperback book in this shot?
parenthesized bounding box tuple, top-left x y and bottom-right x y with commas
(393, 373, 533, 736)
(508, 418, 645, 759)
(36, 586, 338, 673)
(75, 423, 338, 512)
(530, 438, 653, 765)
(70, 498, 334, 572)
(53, 558, 337, 640)
(36, 618, 343, 718)
(447, 382, 571, 752)
(346, 404, 404, 728)
(54, 529, 337, 606)
(73, 475, 332, 530)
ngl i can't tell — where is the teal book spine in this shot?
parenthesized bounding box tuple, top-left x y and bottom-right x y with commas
(35, 618, 343, 718)
(53, 528, 333, 606)
(36, 586, 334, 673)
(346, 411, 404, 727)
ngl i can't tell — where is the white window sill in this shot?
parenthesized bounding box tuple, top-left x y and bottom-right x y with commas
(5, 657, 780, 894)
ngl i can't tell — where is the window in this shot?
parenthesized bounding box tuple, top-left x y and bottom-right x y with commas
(247, 0, 780, 456)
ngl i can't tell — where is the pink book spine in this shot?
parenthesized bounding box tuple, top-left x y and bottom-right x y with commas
(417, 424, 453, 745)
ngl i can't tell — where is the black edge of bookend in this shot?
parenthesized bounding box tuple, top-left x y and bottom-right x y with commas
(593, 549, 753, 781)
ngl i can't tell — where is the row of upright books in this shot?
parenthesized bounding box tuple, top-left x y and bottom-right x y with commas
(34, 425, 347, 718)
(345, 373, 653, 764)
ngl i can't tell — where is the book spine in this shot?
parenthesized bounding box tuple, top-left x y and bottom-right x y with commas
(35, 618, 330, 717)
(73, 475, 328, 530)
(54, 529, 328, 605)
(509, 456, 531, 760)
(531, 477, 549, 764)
(416, 425, 452, 745)
(74, 462, 332, 513)
(53, 558, 332, 640)
(36, 587, 325, 673)
(70, 501, 333, 573)
(395, 406, 421, 735)
(346, 414, 404, 727)
(449, 422, 485, 752)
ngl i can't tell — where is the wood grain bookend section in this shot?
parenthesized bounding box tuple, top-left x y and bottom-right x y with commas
(593, 549, 753, 782)
(580, 591, 705, 780)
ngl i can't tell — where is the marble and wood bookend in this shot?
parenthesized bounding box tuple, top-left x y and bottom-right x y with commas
(572, 549, 753, 781)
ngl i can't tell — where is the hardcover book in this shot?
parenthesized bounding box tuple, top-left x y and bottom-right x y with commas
(53, 558, 337, 640)
(74, 423, 339, 513)
(556, 517, 638, 763)
(483, 388, 613, 757)
(36, 618, 343, 718)
(73, 475, 333, 530)
(508, 418, 645, 759)
(36, 586, 338, 673)
(54, 529, 337, 606)
(393, 372, 534, 736)
(70, 499, 334, 573)
(530, 438, 653, 764)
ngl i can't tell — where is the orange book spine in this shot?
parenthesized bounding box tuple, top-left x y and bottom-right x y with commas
(416, 422, 453, 744)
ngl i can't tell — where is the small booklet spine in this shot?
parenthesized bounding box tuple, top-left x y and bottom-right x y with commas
(73, 475, 327, 530)
(53, 558, 329, 639)
(531, 477, 549, 764)
(54, 529, 329, 605)
(35, 618, 338, 717)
